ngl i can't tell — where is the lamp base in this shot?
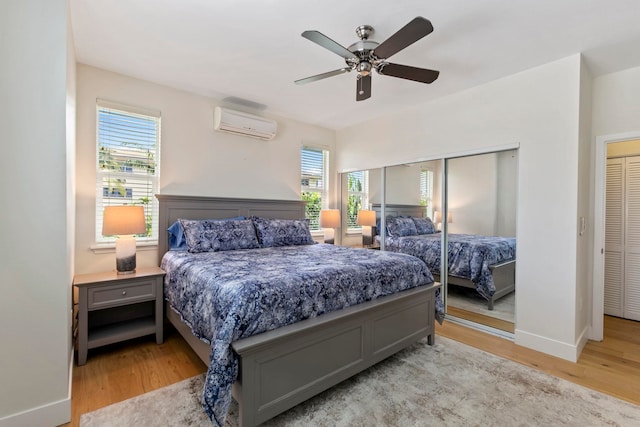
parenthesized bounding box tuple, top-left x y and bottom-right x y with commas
(116, 263, 136, 275)
(115, 235, 137, 275)
(362, 225, 374, 246)
(323, 228, 335, 245)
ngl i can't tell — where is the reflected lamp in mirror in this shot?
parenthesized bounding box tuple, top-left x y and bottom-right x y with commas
(102, 205, 146, 274)
(433, 210, 453, 231)
(356, 210, 377, 247)
(319, 209, 340, 244)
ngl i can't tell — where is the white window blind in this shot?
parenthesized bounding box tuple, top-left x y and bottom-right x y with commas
(420, 169, 434, 219)
(301, 146, 329, 231)
(347, 170, 369, 229)
(95, 101, 161, 244)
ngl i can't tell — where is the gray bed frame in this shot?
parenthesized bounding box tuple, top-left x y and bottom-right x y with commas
(156, 194, 440, 426)
(373, 203, 515, 310)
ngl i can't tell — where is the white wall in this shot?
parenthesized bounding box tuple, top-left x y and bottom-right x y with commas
(447, 153, 498, 236)
(0, 0, 74, 424)
(592, 66, 640, 137)
(336, 55, 584, 361)
(75, 65, 336, 273)
(385, 164, 424, 205)
(369, 168, 383, 204)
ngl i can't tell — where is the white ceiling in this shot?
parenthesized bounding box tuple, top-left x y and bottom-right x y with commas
(70, 0, 640, 130)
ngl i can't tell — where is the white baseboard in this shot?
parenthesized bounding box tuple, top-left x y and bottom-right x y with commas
(575, 325, 589, 358)
(514, 328, 583, 362)
(0, 397, 70, 427)
(0, 350, 73, 427)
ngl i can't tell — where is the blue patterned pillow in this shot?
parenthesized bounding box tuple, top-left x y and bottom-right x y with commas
(179, 218, 259, 253)
(251, 217, 316, 247)
(386, 216, 418, 237)
(412, 216, 436, 234)
(168, 216, 245, 250)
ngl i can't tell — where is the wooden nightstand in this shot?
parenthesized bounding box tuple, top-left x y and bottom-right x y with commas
(74, 266, 165, 365)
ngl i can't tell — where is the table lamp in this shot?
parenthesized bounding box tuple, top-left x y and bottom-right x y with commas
(433, 211, 453, 231)
(319, 209, 340, 244)
(102, 205, 146, 274)
(356, 210, 377, 247)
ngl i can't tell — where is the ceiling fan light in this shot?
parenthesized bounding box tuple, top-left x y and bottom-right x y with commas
(358, 61, 372, 76)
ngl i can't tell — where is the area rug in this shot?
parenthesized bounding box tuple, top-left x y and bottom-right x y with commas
(80, 336, 640, 426)
(447, 286, 515, 323)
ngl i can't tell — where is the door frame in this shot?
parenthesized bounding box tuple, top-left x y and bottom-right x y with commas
(592, 131, 640, 340)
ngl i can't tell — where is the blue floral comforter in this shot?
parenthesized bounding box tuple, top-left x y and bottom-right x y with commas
(161, 244, 441, 426)
(385, 233, 516, 301)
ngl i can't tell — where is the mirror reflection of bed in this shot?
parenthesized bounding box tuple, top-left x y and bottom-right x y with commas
(446, 152, 517, 333)
(380, 152, 517, 334)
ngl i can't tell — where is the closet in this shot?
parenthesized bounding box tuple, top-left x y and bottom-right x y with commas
(605, 155, 640, 321)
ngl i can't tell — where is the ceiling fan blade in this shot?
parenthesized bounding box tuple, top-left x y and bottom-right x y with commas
(356, 75, 371, 101)
(294, 68, 351, 85)
(373, 16, 434, 60)
(302, 30, 357, 60)
(378, 63, 439, 84)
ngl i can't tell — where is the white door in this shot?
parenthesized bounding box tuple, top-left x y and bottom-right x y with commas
(605, 156, 640, 321)
(624, 157, 640, 321)
(605, 158, 624, 317)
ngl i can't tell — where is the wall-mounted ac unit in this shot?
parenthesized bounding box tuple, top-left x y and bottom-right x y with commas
(213, 106, 277, 140)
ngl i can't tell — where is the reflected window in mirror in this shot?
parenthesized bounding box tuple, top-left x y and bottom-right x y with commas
(420, 168, 434, 219)
(301, 146, 329, 231)
(346, 170, 370, 230)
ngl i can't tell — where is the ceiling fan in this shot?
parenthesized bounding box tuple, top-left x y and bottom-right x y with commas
(295, 16, 440, 101)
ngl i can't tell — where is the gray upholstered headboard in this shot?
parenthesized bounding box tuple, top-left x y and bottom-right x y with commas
(155, 194, 307, 264)
(372, 204, 427, 220)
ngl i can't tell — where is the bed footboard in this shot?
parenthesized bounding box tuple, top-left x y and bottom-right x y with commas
(167, 283, 439, 427)
(434, 259, 515, 310)
(231, 283, 438, 426)
(487, 260, 516, 309)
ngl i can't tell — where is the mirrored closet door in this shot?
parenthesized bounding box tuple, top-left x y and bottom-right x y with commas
(338, 149, 517, 334)
(444, 151, 517, 333)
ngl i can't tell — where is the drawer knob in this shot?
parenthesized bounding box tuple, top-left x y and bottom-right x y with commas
(122, 291, 127, 296)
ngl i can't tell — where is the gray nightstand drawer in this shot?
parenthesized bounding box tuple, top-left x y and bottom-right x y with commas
(88, 281, 156, 309)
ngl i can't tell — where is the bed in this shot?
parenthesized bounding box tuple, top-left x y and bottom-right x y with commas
(156, 194, 443, 427)
(373, 204, 515, 310)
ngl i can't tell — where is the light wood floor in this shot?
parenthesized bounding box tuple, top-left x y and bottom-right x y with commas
(65, 330, 207, 427)
(63, 316, 640, 426)
(447, 305, 515, 333)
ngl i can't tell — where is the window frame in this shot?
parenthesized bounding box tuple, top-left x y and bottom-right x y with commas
(94, 100, 161, 247)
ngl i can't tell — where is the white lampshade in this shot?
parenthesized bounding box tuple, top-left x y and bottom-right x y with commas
(433, 211, 452, 224)
(319, 209, 340, 228)
(102, 206, 146, 274)
(356, 210, 376, 227)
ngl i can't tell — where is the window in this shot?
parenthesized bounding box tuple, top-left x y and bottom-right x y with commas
(347, 170, 369, 229)
(301, 146, 329, 231)
(95, 100, 161, 244)
(420, 169, 434, 219)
